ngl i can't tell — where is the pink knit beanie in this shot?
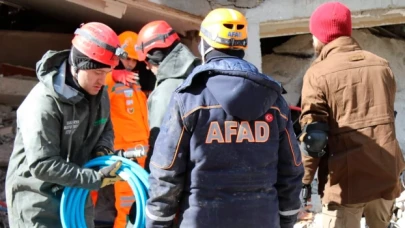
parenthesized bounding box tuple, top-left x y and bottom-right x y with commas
(310, 2, 352, 44)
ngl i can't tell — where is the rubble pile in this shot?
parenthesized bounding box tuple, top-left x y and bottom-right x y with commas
(0, 167, 8, 228)
(0, 104, 15, 162)
(0, 104, 14, 228)
(0, 69, 37, 228)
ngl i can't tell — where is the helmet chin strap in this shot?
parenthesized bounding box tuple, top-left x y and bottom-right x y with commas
(199, 39, 214, 64)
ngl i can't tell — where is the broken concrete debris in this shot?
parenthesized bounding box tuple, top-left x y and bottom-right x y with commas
(0, 76, 38, 108)
(0, 66, 36, 171)
(0, 104, 15, 168)
(0, 75, 21, 228)
(0, 70, 37, 168)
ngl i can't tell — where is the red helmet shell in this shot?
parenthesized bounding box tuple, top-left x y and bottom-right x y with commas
(72, 22, 124, 67)
(135, 20, 180, 61)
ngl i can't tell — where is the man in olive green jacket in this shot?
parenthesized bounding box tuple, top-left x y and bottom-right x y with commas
(6, 22, 124, 228)
(134, 20, 201, 172)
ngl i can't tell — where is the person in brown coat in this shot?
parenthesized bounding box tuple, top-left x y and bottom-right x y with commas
(299, 2, 405, 228)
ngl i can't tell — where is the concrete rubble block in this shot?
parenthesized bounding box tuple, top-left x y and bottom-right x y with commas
(262, 54, 313, 106)
(0, 143, 12, 167)
(0, 77, 38, 108)
(273, 34, 313, 56)
(1, 111, 16, 129)
(0, 126, 13, 136)
(0, 126, 14, 167)
(0, 105, 12, 114)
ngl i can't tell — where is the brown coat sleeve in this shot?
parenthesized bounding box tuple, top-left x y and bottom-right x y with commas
(301, 154, 320, 185)
(300, 71, 329, 126)
(300, 70, 329, 184)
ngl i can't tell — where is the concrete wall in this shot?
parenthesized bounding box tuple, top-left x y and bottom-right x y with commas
(244, 22, 262, 71)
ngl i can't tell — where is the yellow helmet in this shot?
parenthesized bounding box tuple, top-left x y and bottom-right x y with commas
(199, 8, 248, 50)
(118, 31, 138, 60)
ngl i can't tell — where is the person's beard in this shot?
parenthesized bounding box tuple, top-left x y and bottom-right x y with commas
(313, 36, 325, 57)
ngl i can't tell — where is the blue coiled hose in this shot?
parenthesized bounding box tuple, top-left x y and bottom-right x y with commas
(60, 155, 149, 228)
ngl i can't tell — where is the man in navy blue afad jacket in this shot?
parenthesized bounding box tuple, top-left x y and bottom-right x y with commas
(146, 8, 304, 228)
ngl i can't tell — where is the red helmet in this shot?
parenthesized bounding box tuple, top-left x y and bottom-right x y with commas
(71, 22, 127, 68)
(135, 20, 180, 61)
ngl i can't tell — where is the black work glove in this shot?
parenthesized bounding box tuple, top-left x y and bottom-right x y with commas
(301, 184, 312, 206)
(128, 201, 137, 226)
(94, 146, 115, 157)
(99, 160, 123, 188)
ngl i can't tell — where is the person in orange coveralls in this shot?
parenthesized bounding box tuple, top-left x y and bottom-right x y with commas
(93, 31, 151, 228)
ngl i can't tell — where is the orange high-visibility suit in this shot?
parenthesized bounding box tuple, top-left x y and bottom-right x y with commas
(105, 72, 149, 228)
(92, 30, 151, 228)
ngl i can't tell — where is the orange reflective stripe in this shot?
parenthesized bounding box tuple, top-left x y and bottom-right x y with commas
(151, 127, 186, 170)
(182, 105, 222, 119)
(114, 86, 142, 94)
(120, 202, 134, 207)
(121, 196, 135, 200)
(111, 83, 127, 92)
(270, 106, 288, 121)
(119, 195, 135, 207)
(285, 128, 302, 166)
